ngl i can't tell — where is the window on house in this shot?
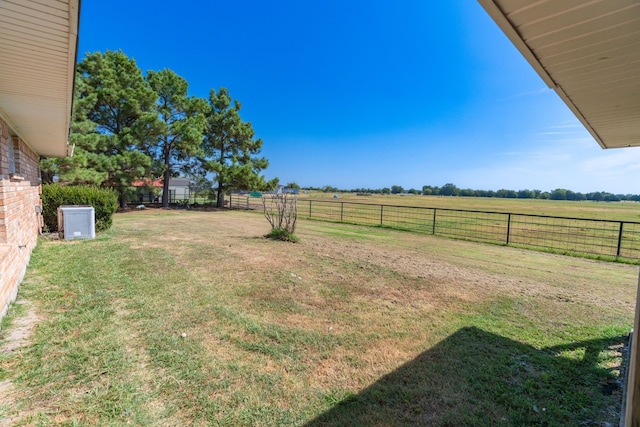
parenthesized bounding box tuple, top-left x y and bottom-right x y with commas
(8, 137, 19, 175)
(8, 139, 15, 173)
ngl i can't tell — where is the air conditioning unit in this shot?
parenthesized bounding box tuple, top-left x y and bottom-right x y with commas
(58, 206, 96, 240)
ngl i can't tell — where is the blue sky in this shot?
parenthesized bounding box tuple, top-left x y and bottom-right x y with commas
(78, 1, 640, 194)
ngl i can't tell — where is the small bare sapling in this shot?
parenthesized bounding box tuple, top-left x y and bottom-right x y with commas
(262, 190, 299, 242)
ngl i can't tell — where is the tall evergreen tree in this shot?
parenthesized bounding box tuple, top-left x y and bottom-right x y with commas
(66, 50, 162, 207)
(202, 88, 274, 207)
(146, 69, 208, 207)
(41, 76, 113, 186)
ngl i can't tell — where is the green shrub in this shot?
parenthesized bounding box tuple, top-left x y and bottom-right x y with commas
(41, 184, 118, 232)
(265, 228, 299, 243)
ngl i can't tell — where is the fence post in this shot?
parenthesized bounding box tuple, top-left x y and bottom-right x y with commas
(380, 205, 384, 226)
(309, 201, 312, 218)
(506, 213, 512, 245)
(432, 209, 437, 235)
(617, 222, 624, 257)
(341, 202, 344, 222)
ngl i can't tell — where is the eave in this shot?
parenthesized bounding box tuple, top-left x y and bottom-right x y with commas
(478, 0, 640, 149)
(0, 0, 80, 157)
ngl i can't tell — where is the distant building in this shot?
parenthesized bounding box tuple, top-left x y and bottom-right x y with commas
(133, 178, 191, 203)
(275, 185, 299, 195)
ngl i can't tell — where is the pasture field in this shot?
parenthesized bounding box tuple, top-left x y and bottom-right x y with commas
(298, 192, 640, 222)
(0, 210, 637, 426)
(234, 194, 640, 262)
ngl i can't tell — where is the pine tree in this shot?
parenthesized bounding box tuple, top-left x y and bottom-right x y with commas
(146, 69, 207, 207)
(202, 88, 275, 207)
(66, 50, 162, 207)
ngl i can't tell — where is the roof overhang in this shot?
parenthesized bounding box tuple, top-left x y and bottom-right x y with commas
(478, 0, 640, 149)
(0, 0, 80, 158)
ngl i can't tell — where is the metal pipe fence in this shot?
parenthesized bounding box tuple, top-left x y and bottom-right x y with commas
(229, 195, 640, 262)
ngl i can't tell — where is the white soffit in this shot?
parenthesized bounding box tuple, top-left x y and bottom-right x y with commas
(0, 0, 80, 157)
(478, 0, 640, 149)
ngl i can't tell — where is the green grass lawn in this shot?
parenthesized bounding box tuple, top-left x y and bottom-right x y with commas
(0, 210, 636, 426)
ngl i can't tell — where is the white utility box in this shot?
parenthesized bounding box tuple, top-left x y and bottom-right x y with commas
(58, 206, 96, 240)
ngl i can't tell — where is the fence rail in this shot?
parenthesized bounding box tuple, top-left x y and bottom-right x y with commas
(229, 195, 640, 262)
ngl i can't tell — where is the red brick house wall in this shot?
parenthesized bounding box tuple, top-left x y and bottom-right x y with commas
(0, 117, 43, 319)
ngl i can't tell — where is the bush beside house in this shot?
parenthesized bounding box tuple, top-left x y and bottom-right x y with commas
(41, 185, 118, 232)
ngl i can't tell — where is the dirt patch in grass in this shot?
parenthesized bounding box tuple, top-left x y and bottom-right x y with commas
(305, 236, 631, 310)
(0, 304, 40, 353)
(0, 303, 40, 426)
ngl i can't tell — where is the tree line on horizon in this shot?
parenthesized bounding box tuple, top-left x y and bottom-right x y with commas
(303, 183, 639, 202)
(41, 50, 277, 208)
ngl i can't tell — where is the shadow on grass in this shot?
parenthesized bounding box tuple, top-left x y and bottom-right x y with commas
(305, 327, 626, 426)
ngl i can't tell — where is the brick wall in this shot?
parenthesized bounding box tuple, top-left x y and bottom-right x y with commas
(0, 117, 42, 320)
